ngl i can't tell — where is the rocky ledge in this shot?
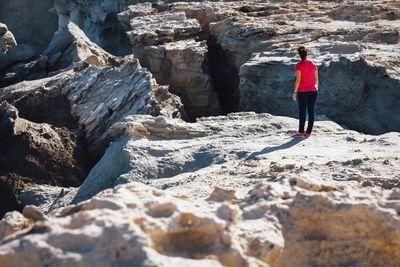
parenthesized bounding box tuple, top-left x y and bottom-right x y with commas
(1, 112, 399, 266)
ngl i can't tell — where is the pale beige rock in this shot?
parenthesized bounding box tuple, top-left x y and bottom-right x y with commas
(0, 211, 31, 240)
(44, 22, 113, 71)
(124, 11, 201, 48)
(138, 39, 221, 119)
(0, 182, 280, 267)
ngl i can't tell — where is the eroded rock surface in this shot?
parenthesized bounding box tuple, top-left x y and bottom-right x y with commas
(0, 24, 17, 55)
(2, 175, 400, 267)
(118, 4, 223, 119)
(0, 26, 183, 217)
(72, 112, 400, 204)
(117, 1, 400, 133)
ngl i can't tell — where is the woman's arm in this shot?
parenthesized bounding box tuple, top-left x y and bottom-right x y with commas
(293, 70, 301, 101)
(314, 68, 319, 88)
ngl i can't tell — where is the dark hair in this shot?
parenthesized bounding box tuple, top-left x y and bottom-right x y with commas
(298, 46, 307, 61)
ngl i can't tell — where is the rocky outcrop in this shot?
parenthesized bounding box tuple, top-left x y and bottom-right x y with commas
(138, 40, 221, 119)
(119, 5, 222, 119)
(0, 31, 183, 217)
(206, 0, 400, 134)
(0, 23, 17, 55)
(2, 173, 400, 266)
(72, 112, 400, 203)
(115, 1, 400, 133)
(0, 22, 115, 87)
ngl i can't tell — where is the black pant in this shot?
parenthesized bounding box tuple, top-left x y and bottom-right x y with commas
(298, 91, 318, 133)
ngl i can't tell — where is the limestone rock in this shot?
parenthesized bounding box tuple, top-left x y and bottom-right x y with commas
(278, 190, 400, 267)
(45, 22, 113, 72)
(72, 112, 400, 204)
(0, 181, 281, 267)
(125, 11, 201, 48)
(118, 4, 223, 119)
(0, 211, 30, 240)
(0, 51, 183, 216)
(2, 177, 400, 267)
(138, 39, 221, 119)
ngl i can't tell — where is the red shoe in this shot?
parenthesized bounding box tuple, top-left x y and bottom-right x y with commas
(304, 131, 311, 137)
(292, 132, 305, 137)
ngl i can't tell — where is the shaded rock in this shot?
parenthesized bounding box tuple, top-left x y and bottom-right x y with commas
(0, 100, 90, 218)
(0, 23, 7, 35)
(138, 39, 221, 120)
(0, 44, 37, 71)
(21, 184, 78, 214)
(0, 0, 58, 51)
(54, 0, 136, 56)
(0, 28, 17, 55)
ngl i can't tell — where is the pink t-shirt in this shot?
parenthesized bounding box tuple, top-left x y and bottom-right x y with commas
(295, 59, 318, 92)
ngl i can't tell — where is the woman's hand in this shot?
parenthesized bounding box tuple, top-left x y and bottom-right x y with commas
(292, 93, 297, 102)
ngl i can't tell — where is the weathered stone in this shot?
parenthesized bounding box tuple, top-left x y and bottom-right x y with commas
(0, 211, 30, 240)
(138, 39, 221, 120)
(72, 112, 400, 204)
(0, 29, 17, 55)
(45, 22, 113, 72)
(126, 11, 201, 48)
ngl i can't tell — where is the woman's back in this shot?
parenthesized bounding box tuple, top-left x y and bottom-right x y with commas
(295, 59, 317, 92)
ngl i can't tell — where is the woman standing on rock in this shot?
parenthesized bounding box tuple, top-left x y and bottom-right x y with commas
(292, 46, 318, 137)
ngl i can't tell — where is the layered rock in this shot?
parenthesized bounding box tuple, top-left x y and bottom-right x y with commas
(116, 1, 400, 133)
(0, 23, 183, 217)
(118, 4, 222, 119)
(206, 0, 400, 134)
(2, 172, 400, 266)
(72, 112, 400, 203)
(0, 22, 115, 87)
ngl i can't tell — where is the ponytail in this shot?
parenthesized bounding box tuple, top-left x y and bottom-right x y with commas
(298, 46, 307, 61)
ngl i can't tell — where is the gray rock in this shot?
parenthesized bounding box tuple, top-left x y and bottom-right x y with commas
(0, 23, 7, 35)
(0, 31, 17, 55)
(0, 44, 37, 72)
(0, 0, 58, 51)
(138, 39, 222, 120)
(21, 184, 78, 214)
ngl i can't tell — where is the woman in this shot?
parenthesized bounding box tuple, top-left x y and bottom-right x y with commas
(292, 46, 318, 137)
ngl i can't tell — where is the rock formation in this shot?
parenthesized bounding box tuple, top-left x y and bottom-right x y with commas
(0, 23, 17, 55)
(0, 19, 183, 218)
(1, 170, 400, 266)
(115, 1, 400, 133)
(118, 5, 222, 119)
(0, 1, 400, 266)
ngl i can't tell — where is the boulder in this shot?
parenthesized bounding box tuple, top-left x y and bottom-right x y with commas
(0, 26, 17, 55)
